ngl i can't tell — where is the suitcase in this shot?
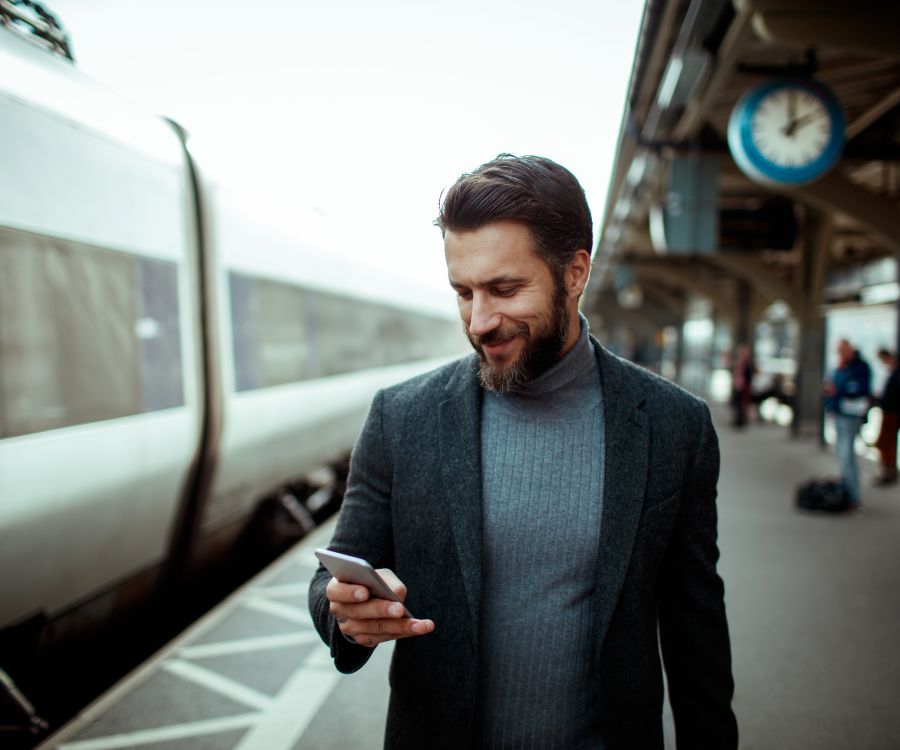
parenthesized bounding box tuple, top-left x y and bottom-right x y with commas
(795, 478, 851, 513)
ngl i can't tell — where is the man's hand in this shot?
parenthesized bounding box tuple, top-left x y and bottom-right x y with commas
(327, 569, 435, 648)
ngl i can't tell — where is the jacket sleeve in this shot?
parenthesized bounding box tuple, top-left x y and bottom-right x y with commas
(308, 389, 396, 674)
(658, 402, 738, 749)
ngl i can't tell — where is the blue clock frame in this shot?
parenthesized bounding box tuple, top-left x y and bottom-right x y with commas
(727, 78, 845, 187)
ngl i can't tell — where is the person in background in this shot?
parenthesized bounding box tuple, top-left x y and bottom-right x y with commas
(730, 343, 755, 428)
(873, 348, 900, 486)
(824, 339, 872, 508)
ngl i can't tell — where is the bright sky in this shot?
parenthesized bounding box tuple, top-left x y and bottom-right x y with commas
(50, 0, 643, 296)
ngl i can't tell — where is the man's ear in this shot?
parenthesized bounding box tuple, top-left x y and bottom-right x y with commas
(567, 249, 592, 297)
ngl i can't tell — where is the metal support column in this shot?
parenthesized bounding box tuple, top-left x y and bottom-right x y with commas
(792, 209, 832, 439)
(735, 278, 752, 346)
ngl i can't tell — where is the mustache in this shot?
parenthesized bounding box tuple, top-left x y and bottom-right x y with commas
(471, 322, 529, 347)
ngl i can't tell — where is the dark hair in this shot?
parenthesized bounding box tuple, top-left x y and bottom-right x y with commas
(435, 154, 593, 284)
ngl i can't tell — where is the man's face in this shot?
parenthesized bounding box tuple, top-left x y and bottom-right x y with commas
(837, 340, 853, 366)
(444, 221, 572, 392)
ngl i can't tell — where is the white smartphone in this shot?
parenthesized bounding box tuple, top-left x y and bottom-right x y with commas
(314, 548, 413, 617)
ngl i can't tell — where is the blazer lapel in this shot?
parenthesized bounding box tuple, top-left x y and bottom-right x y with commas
(438, 356, 484, 633)
(591, 340, 649, 646)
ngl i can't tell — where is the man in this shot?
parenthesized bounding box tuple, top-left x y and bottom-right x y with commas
(873, 348, 899, 486)
(824, 339, 872, 507)
(309, 155, 738, 749)
(730, 343, 755, 428)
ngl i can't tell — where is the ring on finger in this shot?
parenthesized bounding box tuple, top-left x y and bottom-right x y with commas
(366, 637, 374, 646)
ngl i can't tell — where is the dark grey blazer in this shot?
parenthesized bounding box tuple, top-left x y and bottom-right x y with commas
(309, 339, 738, 749)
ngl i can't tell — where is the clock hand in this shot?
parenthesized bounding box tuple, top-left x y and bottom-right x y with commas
(780, 89, 801, 136)
(790, 111, 821, 131)
(782, 109, 820, 137)
(783, 98, 799, 136)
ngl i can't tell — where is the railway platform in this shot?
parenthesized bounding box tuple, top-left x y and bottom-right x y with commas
(37, 407, 900, 750)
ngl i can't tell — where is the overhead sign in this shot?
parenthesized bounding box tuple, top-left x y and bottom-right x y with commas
(650, 155, 718, 253)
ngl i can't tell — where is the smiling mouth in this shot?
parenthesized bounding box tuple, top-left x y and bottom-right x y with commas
(482, 339, 511, 351)
(479, 336, 519, 359)
(469, 321, 529, 360)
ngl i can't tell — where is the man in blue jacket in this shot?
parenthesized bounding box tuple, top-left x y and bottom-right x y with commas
(824, 339, 872, 508)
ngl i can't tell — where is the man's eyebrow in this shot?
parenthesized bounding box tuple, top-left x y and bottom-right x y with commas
(449, 275, 528, 288)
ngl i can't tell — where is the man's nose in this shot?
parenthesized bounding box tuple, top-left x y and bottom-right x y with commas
(468, 293, 501, 337)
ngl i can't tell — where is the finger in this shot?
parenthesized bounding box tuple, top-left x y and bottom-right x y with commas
(325, 577, 370, 604)
(331, 598, 408, 621)
(347, 619, 436, 648)
(375, 569, 408, 602)
(341, 617, 435, 641)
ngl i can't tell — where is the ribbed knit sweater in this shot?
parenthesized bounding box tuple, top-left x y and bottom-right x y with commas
(478, 315, 605, 749)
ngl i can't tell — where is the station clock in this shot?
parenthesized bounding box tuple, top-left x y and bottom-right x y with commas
(727, 78, 845, 187)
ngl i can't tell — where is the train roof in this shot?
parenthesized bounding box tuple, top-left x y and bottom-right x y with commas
(0, 22, 183, 170)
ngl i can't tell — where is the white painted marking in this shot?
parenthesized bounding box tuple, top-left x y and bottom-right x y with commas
(178, 632, 318, 658)
(242, 597, 311, 625)
(41, 524, 342, 749)
(162, 660, 273, 711)
(55, 714, 258, 749)
(233, 646, 342, 750)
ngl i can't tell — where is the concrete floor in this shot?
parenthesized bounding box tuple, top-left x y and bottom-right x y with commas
(718, 415, 900, 749)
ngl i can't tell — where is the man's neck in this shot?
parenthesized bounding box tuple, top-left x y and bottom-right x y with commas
(557, 308, 584, 359)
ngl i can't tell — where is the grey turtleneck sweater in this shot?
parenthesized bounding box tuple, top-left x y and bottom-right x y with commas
(478, 315, 605, 749)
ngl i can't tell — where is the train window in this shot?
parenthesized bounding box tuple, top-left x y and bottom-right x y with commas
(230, 272, 313, 389)
(229, 273, 262, 390)
(0, 227, 184, 439)
(229, 271, 464, 391)
(137, 257, 185, 412)
(310, 289, 365, 377)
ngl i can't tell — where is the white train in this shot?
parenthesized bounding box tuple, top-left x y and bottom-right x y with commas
(0, 10, 463, 653)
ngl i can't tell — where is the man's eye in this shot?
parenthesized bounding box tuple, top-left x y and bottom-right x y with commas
(456, 290, 472, 300)
(493, 287, 518, 297)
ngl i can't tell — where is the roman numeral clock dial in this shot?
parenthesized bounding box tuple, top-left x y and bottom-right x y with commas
(727, 78, 845, 186)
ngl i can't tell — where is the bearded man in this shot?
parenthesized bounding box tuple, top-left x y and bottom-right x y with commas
(309, 154, 738, 749)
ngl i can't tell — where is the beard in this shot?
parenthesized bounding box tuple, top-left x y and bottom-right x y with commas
(466, 285, 570, 393)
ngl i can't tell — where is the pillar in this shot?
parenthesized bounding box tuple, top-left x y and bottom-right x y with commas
(792, 208, 832, 439)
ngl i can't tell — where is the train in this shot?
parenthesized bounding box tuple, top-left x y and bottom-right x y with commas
(0, 6, 464, 670)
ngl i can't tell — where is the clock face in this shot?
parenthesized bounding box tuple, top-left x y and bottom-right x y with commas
(752, 88, 831, 166)
(727, 79, 844, 186)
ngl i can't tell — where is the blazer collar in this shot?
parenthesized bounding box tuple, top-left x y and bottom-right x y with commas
(590, 337, 650, 648)
(438, 355, 484, 633)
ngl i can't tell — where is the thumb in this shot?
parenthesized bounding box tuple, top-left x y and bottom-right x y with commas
(376, 568, 408, 602)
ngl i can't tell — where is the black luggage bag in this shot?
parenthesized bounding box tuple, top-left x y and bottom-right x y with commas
(795, 478, 851, 513)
